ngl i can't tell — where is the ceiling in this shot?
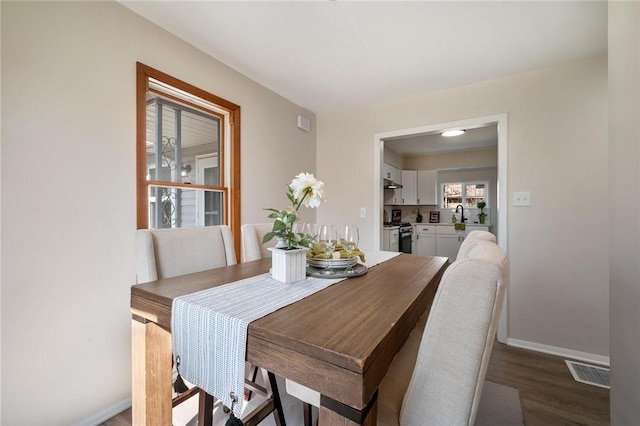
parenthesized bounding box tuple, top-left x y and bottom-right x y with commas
(120, 1, 607, 115)
(385, 124, 498, 156)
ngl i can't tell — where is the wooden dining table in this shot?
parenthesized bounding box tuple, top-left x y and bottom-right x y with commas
(130, 253, 448, 425)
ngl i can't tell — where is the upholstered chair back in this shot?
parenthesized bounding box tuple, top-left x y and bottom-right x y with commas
(456, 230, 497, 260)
(400, 241, 508, 426)
(241, 223, 276, 262)
(465, 230, 496, 243)
(136, 225, 237, 283)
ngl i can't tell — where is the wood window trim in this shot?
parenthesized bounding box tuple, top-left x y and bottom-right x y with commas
(136, 62, 241, 259)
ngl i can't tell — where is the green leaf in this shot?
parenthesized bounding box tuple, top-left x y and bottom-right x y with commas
(272, 221, 287, 232)
(262, 232, 275, 244)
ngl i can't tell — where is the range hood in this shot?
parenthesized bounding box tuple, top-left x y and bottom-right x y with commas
(383, 178, 403, 190)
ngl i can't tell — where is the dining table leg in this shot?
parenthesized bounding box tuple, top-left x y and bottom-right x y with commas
(132, 316, 173, 425)
(318, 404, 377, 426)
(318, 391, 378, 426)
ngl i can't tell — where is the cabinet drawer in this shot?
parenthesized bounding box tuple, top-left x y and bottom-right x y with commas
(415, 225, 436, 234)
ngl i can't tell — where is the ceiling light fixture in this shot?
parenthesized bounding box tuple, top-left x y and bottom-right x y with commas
(442, 129, 465, 137)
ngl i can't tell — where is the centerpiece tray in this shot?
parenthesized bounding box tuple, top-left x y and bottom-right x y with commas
(308, 256, 358, 269)
(307, 263, 368, 279)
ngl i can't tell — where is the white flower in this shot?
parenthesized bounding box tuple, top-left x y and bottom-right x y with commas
(290, 172, 326, 208)
(264, 172, 326, 249)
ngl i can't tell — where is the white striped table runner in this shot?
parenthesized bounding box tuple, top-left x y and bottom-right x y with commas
(172, 273, 344, 415)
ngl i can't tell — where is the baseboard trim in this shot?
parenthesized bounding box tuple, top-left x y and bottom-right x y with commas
(507, 338, 610, 367)
(71, 397, 131, 426)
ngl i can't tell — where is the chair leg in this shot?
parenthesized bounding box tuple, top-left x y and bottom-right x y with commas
(263, 370, 286, 426)
(244, 363, 259, 401)
(197, 389, 214, 426)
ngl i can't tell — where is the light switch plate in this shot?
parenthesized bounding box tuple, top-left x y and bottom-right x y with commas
(513, 191, 531, 206)
(360, 207, 367, 218)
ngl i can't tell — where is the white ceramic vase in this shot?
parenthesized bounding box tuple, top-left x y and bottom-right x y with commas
(268, 247, 309, 283)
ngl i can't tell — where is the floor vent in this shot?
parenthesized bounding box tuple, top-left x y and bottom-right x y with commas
(565, 360, 610, 389)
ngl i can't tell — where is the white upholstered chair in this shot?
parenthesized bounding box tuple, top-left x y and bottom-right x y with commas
(379, 240, 509, 426)
(464, 230, 497, 243)
(240, 223, 276, 262)
(136, 225, 285, 425)
(136, 225, 237, 282)
(456, 230, 497, 261)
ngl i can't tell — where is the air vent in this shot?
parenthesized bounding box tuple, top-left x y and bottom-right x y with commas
(565, 360, 610, 389)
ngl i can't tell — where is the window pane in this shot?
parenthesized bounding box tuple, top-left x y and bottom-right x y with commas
(145, 96, 221, 185)
(443, 183, 462, 208)
(148, 186, 224, 229)
(465, 184, 486, 207)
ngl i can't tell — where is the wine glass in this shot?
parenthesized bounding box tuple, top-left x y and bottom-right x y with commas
(340, 225, 359, 274)
(317, 225, 338, 275)
(292, 221, 306, 242)
(303, 223, 320, 243)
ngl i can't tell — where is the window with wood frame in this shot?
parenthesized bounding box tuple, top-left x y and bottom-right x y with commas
(136, 63, 241, 254)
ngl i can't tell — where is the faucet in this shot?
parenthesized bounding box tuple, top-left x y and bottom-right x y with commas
(455, 204, 467, 223)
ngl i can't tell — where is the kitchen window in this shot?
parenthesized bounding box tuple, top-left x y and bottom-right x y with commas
(441, 181, 488, 208)
(136, 63, 241, 253)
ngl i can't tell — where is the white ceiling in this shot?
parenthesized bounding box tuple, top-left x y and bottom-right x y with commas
(385, 124, 498, 156)
(120, 1, 607, 115)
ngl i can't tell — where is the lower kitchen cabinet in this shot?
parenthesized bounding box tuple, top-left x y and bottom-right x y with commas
(434, 224, 492, 262)
(382, 227, 400, 252)
(436, 233, 465, 262)
(415, 224, 436, 256)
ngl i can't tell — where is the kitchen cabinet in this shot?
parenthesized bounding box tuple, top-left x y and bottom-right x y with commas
(417, 170, 437, 205)
(415, 224, 436, 256)
(401, 170, 417, 205)
(382, 227, 400, 252)
(397, 169, 437, 205)
(436, 233, 464, 262)
(436, 225, 491, 262)
(383, 163, 401, 183)
(383, 164, 402, 205)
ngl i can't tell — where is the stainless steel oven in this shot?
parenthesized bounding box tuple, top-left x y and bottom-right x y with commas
(398, 223, 413, 254)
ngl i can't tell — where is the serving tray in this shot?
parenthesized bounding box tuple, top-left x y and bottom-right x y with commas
(306, 263, 368, 279)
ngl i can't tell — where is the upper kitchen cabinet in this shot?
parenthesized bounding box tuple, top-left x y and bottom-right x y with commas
(383, 163, 402, 205)
(399, 169, 437, 205)
(417, 170, 437, 205)
(401, 170, 417, 204)
(382, 163, 401, 183)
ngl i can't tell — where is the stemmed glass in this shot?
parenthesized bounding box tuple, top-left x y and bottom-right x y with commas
(317, 224, 338, 275)
(340, 225, 359, 274)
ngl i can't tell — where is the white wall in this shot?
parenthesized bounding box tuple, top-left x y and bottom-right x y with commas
(317, 56, 609, 359)
(1, 2, 315, 424)
(608, 2, 640, 424)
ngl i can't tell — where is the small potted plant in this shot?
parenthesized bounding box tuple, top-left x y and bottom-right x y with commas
(477, 201, 487, 224)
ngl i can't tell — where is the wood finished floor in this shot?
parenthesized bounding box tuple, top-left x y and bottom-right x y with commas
(102, 342, 610, 425)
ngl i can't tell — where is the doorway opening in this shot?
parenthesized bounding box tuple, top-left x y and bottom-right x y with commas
(373, 113, 508, 342)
